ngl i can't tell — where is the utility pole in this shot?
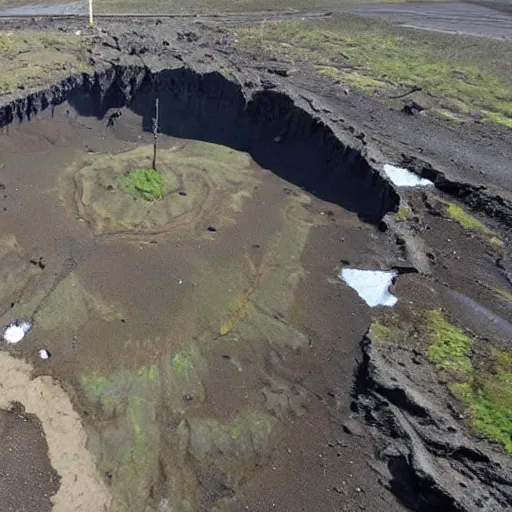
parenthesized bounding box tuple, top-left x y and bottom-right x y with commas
(152, 98, 159, 171)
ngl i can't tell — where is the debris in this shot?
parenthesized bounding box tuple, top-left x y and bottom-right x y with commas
(401, 100, 424, 115)
(342, 419, 364, 437)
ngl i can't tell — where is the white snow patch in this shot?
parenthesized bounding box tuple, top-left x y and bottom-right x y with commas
(383, 164, 433, 187)
(38, 349, 50, 360)
(75, 30, 81, 36)
(3, 322, 32, 344)
(340, 269, 398, 307)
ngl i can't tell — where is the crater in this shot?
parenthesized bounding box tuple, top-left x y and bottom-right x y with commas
(0, 66, 402, 512)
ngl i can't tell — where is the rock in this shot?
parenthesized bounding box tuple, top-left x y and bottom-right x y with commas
(342, 419, 364, 437)
(402, 100, 424, 115)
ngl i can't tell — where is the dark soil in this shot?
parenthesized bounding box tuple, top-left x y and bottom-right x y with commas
(0, 404, 60, 512)
(0, 4, 511, 512)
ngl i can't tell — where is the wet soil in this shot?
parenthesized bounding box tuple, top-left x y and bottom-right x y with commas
(0, 404, 59, 512)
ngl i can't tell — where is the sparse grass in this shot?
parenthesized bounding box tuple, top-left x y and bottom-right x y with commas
(237, 15, 512, 127)
(172, 351, 194, 376)
(443, 201, 504, 248)
(426, 310, 512, 453)
(484, 111, 512, 128)
(427, 310, 472, 377)
(369, 320, 391, 341)
(0, 30, 92, 94)
(119, 168, 165, 201)
(494, 287, 512, 302)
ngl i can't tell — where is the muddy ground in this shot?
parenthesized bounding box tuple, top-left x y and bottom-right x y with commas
(0, 3, 512, 512)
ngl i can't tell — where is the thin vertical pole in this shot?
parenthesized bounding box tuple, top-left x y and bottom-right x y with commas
(152, 98, 159, 171)
(89, 0, 94, 27)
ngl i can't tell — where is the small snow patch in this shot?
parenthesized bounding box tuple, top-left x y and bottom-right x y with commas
(3, 321, 32, 343)
(75, 30, 81, 36)
(340, 269, 398, 307)
(383, 164, 433, 187)
(38, 349, 50, 360)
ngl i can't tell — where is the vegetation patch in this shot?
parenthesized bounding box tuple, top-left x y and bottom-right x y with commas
(172, 351, 194, 376)
(119, 168, 165, 201)
(442, 201, 503, 248)
(237, 15, 512, 128)
(427, 310, 472, 376)
(0, 30, 92, 94)
(369, 320, 391, 342)
(452, 350, 512, 454)
(494, 287, 512, 302)
(426, 310, 512, 453)
(397, 207, 411, 221)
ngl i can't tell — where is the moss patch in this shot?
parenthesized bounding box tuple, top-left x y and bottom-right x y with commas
(427, 310, 472, 376)
(426, 310, 512, 453)
(452, 350, 512, 454)
(237, 15, 512, 127)
(494, 287, 512, 302)
(119, 168, 165, 201)
(66, 141, 257, 235)
(443, 201, 503, 248)
(369, 320, 391, 342)
(397, 207, 411, 222)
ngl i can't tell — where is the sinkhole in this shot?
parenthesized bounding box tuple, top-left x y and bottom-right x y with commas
(0, 66, 402, 512)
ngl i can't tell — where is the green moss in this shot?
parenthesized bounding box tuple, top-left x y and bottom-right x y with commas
(452, 349, 512, 454)
(397, 207, 411, 221)
(484, 111, 512, 128)
(426, 310, 472, 377)
(426, 312, 512, 453)
(119, 168, 165, 201)
(494, 287, 512, 302)
(446, 203, 492, 234)
(82, 374, 109, 398)
(172, 351, 194, 376)
(443, 201, 503, 247)
(369, 320, 391, 341)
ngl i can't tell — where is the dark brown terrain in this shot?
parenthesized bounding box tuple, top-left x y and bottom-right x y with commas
(0, 3, 511, 512)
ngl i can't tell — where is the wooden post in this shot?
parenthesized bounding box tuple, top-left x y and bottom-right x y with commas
(152, 98, 159, 171)
(89, 0, 94, 28)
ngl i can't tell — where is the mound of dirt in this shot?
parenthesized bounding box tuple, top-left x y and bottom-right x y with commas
(66, 141, 257, 236)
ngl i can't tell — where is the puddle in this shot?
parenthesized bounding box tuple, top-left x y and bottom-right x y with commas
(3, 321, 32, 343)
(383, 164, 433, 187)
(340, 269, 398, 307)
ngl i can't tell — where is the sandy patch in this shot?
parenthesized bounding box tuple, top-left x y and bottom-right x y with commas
(0, 351, 110, 512)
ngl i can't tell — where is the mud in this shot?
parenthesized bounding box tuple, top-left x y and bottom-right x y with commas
(0, 10, 511, 512)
